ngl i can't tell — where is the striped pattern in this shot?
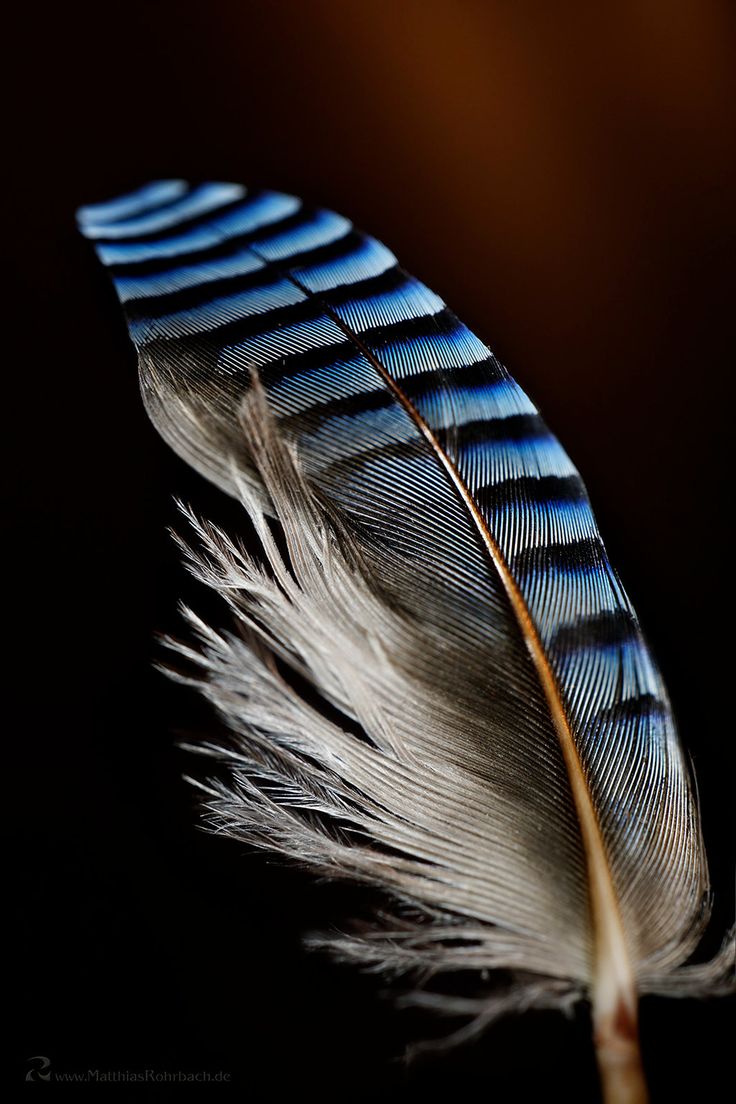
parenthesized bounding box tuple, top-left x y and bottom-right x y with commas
(79, 180, 700, 964)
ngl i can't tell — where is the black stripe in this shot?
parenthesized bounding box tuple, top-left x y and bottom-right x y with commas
(449, 358, 508, 388)
(104, 203, 310, 278)
(357, 310, 506, 389)
(259, 338, 362, 388)
(589, 692, 667, 732)
(396, 357, 506, 406)
(135, 284, 505, 404)
(360, 305, 460, 349)
(278, 389, 393, 435)
(278, 229, 367, 274)
(246, 205, 321, 246)
(125, 214, 370, 319)
(551, 609, 640, 653)
(510, 536, 606, 576)
(106, 208, 359, 283)
(125, 257, 424, 334)
(123, 267, 276, 320)
(133, 332, 362, 400)
(346, 309, 507, 401)
(264, 318, 504, 400)
(455, 414, 548, 447)
(321, 264, 409, 308)
(91, 191, 263, 245)
(139, 296, 326, 354)
(106, 233, 258, 279)
(476, 474, 587, 515)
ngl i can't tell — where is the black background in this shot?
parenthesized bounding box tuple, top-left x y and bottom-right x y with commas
(9, 1, 734, 1096)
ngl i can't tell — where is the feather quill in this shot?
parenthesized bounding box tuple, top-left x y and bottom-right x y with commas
(78, 180, 733, 1102)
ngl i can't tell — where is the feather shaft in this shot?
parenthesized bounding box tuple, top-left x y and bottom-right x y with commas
(597, 1034, 648, 1104)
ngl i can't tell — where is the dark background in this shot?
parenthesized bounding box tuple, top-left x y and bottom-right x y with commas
(9, 0, 734, 1096)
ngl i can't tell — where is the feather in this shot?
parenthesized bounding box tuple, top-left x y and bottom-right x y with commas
(78, 180, 733, 1102)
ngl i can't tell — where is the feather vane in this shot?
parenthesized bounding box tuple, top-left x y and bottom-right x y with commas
(78, 180, 733, 1102)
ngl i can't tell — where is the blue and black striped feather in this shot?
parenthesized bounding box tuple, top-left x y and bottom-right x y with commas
(78, 180, 716, 986)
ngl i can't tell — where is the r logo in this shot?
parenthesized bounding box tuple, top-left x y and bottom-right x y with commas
(26, 1056, 51, 1082)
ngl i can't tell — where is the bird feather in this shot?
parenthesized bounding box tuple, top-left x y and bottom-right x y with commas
(78, 180, 733, 1102)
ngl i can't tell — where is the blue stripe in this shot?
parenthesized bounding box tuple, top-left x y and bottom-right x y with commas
(254, 209, 352, 262)
(333, 277, 445, 332)
(460, 435, 578, 488)
(96, 192, 301, 264)
(414, 379, 538, 430)
(129, 280, 308, 342)
(77, 180, 188, 227)
(379, 322, 491, 379)
(112, 248, 266, 302)
(81, 182, 246, 239)
(491, 498, 599, 558)
(295, 236, 396, 292)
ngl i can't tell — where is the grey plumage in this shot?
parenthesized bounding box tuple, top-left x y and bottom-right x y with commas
(167, 388, 732, 1023)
